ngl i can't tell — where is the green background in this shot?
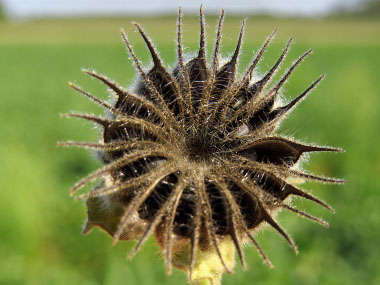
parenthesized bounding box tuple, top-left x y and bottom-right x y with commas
(0, 15, 379, 284)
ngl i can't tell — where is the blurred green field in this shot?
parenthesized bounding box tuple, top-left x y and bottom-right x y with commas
(1, 15, 380, 284)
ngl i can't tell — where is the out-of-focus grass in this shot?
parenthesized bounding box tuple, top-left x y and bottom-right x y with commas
(1, 16, 380, 46)
(0, 16, 380, 284)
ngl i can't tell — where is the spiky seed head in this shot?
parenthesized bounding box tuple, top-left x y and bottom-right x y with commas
(60, 7, 345, 284)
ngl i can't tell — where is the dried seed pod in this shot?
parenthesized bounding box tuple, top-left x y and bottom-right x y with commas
(60, 7, 345, 284)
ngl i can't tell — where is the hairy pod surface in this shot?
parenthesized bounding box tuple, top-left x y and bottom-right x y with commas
(60, 7, 345, 282)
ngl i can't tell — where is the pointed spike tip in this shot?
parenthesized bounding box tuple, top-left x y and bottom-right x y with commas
(167, 266, 172, 276)
(285, 37, 294, 48)
(246, 231, 274, 269)
(81, 68, 91, 74)
(73, 195, 84, 201)
(312, 146, 345, 153)
(133, 21, 162, 67)
(198, 4, 206, 59)
(127, 251, 135, 260)
(276, 73, 327, 116)
(231, 20, 245, 62)
(337, 178, 347, 184)
(189, 268, 194, 282)
(211, 7, 225, 70)
(120, 28, 127, 39)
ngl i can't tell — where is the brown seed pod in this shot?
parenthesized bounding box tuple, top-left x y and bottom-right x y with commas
(59, 6, 345, 282)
